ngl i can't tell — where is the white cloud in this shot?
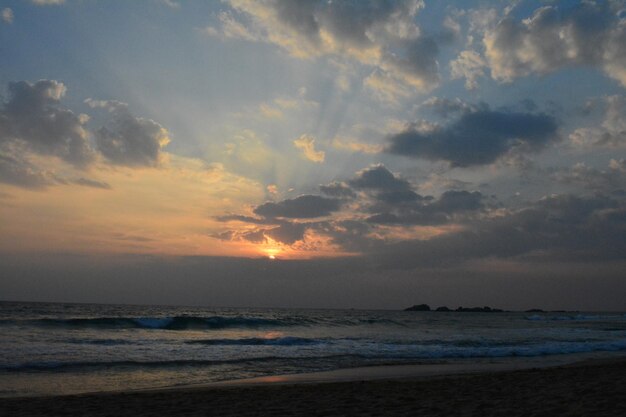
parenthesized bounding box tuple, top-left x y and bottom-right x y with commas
(203, 11, 260, 42)
(482, 3, 626, 87)
(161, 0, 180, 9)
(209, 0, 439, 94)
(2, 8, 13, 24)
(31, 0, 65, 5)
(450, 50, 487, 90)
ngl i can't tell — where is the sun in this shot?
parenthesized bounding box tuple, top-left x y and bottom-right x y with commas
(264, 247, 280, 260)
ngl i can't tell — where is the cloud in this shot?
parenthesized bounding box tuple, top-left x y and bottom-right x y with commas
(2, 8, 13, 24)
(368, 192, 626, 269)
(293, 134, 325, 163)
(319, 181, 355, 198)
(348, 164, 412, 191)
(343, 167, 483, 225)
(215, 212, 311, 245)
(215, 214, 277, 225)
(214, 157, 624, 268)
(265, 222, 307, 245)
(203, 11, 260, 42)
(417, 173, 472, 193)
(0, 150, 58, 189)
(366, 190, 485, 226)
(0, 80, 94, 168)
(0, 80, 177, 189)
(379, 35, 440, 90)
(218, 164, 487, 248)
(86, 99, 170, 167)
(241, 229, 267, 243)
(217, 178, 626, 268)
(483, 3, 626, 86)
(31, 0, 65, 5)
(253, 194, 342, 219)
(73, 177, 112, 190)
(331, 138, 383, 154)
(386, 106, 559, 166)
(363, 70, 413, 105)
(569, 95, 626, 149)
(550, 160, 626, 193)
(266, 184, 278, 195)
(258, 102, 284, 119)
(450, 50, 487, 90)
(160, 0, 180, 9)
(420, 97, 481, 119)
(211, 0, 441, 93)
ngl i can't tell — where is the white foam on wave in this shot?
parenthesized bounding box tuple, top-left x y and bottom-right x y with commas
(525, 314, 624, 321)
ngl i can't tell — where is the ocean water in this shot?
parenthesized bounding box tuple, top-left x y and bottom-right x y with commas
(1, 301, 626, 397)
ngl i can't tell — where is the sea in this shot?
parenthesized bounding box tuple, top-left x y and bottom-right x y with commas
(1, 301, 626, 397)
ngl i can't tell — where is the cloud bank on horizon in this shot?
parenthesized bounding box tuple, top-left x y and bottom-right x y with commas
(1, 0, 625, 293)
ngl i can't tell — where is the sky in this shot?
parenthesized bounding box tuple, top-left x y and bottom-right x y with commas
(1, 0, 626, 310)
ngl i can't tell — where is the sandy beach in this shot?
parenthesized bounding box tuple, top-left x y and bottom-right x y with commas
(2, 357, 625, 416)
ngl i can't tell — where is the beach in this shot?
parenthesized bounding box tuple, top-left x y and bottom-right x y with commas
(2, 357, 625, 416)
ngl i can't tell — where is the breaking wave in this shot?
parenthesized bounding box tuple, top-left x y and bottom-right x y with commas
(186, 336, 325, 346)
(0, 315, 406, 330)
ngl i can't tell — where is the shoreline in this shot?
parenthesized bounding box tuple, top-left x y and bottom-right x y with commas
(122, 350, 626, 395)
(2, 356, 626, 416)
(202, 353, 610, 388)
(4, 352, 626, 399)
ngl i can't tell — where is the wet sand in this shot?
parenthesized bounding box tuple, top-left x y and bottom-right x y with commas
(2, 358, 626, 416)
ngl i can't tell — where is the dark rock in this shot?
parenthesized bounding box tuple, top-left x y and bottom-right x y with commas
(404, 304, 431, 311)
(455, 306, 504, 313)
(435, 306, 451, 312)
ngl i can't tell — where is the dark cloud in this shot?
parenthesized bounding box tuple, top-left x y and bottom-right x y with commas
(372, 193, 626, 269)
(0, 80, 94, 167)
(220, 164, 489, 246)
(366, 190, 485, 226)
(0, 150, 57, 189)
(386, 108, 558, 166)
(73, 177, 112, 190)
(86, 100, 169, 167)
(265, 222, 307, 245)
(241, 229, 267, 244)
(430, 190, 484, 212)
(215, 213, 311, 245)
(273, 0, 320, 42)
(375, 189, 424, 205)
(347, 164, 428, 210)
(253, 194, 342, 219)
(216, 158, 624, 270)
(348, 164, 412, 191)
(381, 36, 440, 87)
(215, 214, 278, 225)
(319, 181, 355, 198)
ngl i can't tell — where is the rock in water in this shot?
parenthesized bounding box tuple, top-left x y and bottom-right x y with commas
(404, 304, 431, 311)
